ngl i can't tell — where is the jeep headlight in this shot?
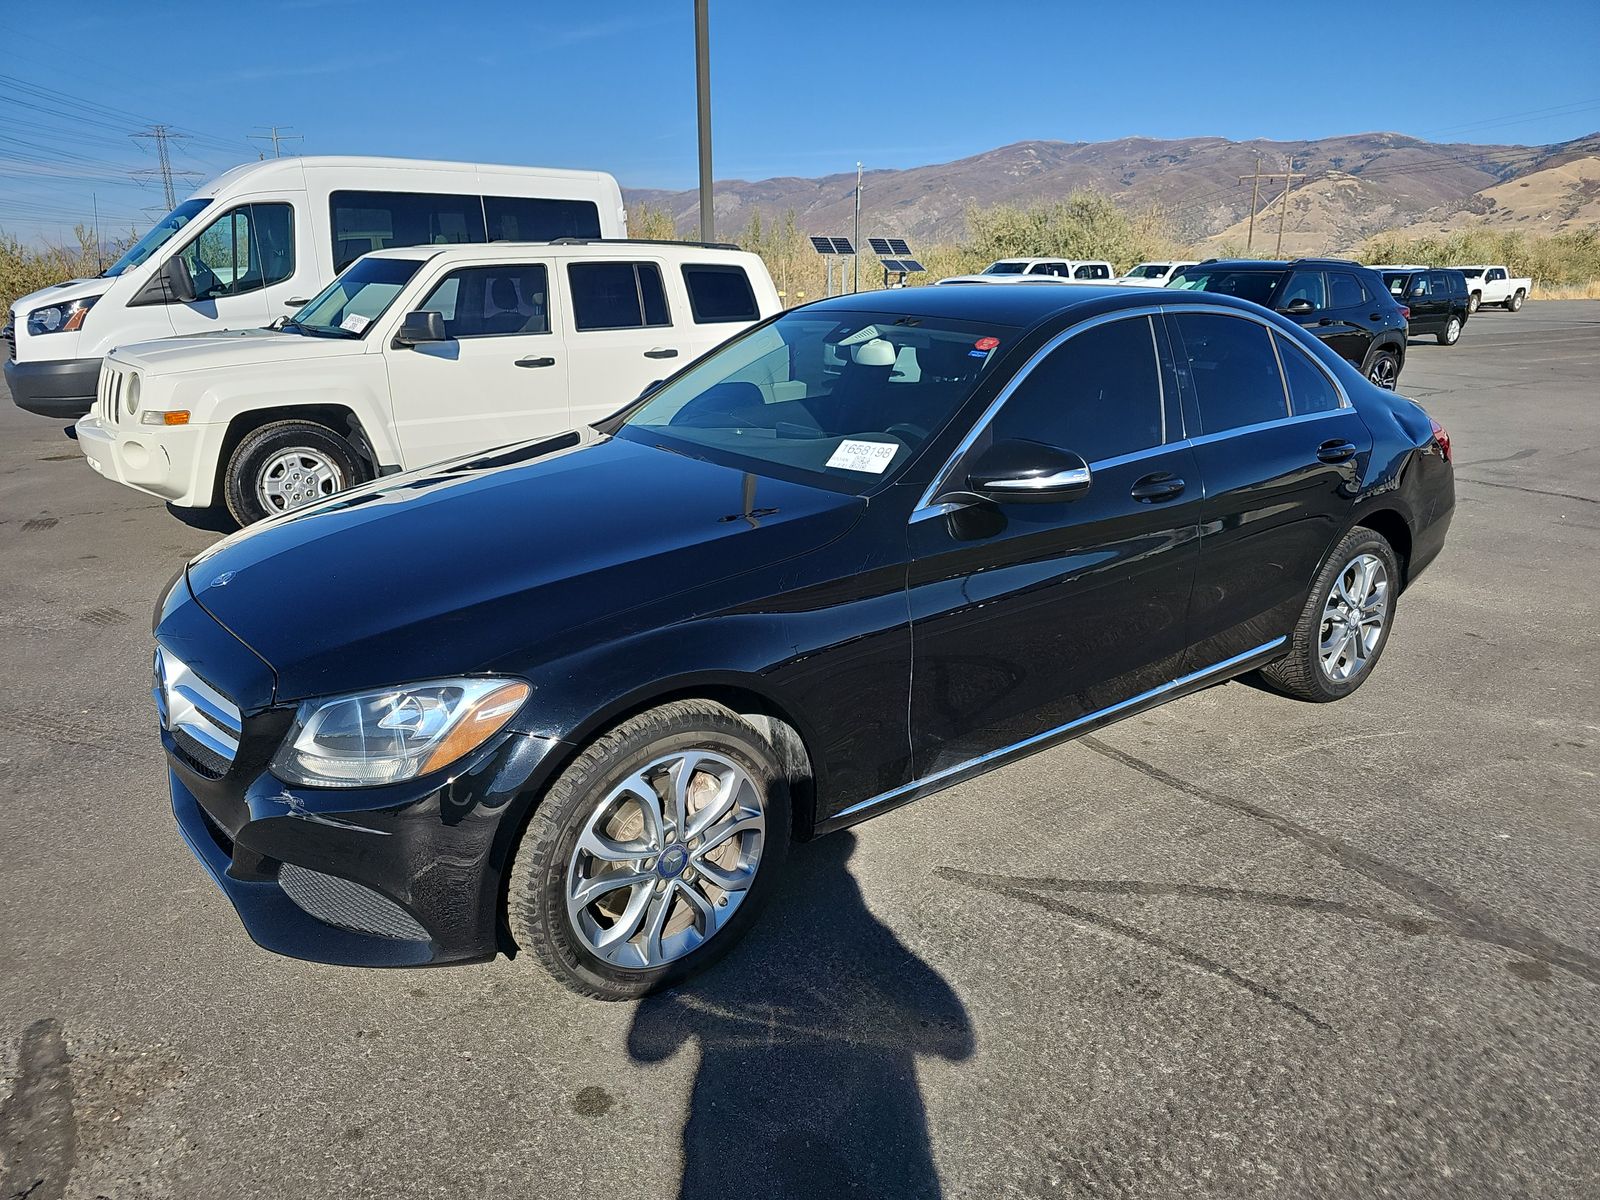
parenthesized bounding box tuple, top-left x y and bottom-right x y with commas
(269, 678, 531, 788)
(27, 295, 99, 336)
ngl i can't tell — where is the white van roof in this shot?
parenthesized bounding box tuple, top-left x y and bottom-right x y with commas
(193, 155, 619, 198)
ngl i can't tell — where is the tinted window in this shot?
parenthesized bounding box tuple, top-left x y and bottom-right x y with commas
(569, 261, 671, 331)
(418, 264, 549, 337)
(682, 264, 758, 323)
(1171, 312, 1289, 432)
(483, 195, 601, 242)
(1275, 334, 1341, 415)
(990, 316, 1166, 461)
(1281, 270, 1327, 309)
(1167, 268, 1283, 307)
(1074, 263, 1110, 279)
(330, 190, 486, 271)
(1328, 272, 1366, 308)
(1428, 271, 1450, 295)
(176, 202, 295, 300)
(1488, 268, 1505, 282)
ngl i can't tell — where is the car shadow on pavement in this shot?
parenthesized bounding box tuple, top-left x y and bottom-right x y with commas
(628, 832, 974, 1200)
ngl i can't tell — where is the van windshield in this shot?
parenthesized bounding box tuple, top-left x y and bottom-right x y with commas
(285, 257, 422, 339)
(101, 198, 211, 278)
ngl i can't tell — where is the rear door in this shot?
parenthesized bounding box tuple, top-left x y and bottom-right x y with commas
(1169, 311, 1372, 669)
(1320, 269, 1380, 364)
(382, 258, 568, 465)
(908, 313, 1200, 774)
(560, 259, 686, 426)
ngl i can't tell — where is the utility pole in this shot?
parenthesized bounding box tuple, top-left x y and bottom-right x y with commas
(853, 161, 862, 292)
(1237, 161, 1306, 256)
(131, 125, 198, 210)
(694, 0, 714, 243)
(91, 192, 103, 272)
(249, 125, 302, 158)
(1274, 171, 1307, 258)
(1238, 156, 1263, 252)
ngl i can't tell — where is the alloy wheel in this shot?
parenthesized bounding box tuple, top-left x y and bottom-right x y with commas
(1368, 355, 1398, 390)
(257, 449, 343, 513)
(566, 750, 766, 969)
(1320, 552, 1388, 682)
(1445, 317, 1460, 344)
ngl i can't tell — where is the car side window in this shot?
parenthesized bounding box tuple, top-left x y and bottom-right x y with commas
(417, 264, 550, 338)
(568, 262, 671, 331)
(681, 264, 758, 323)
(1410, 274, 1431, 297)
(1170, 312, 1289, 432)
(175, 203, 295, 301)
(1075, 263, 1109, 279)
(1488, 268, 1506, 282)
(1281, 270, 1327, 309)
(1428, 271, 1450, 295)
(1328, 272, 1365, 308)
(329, 190, 486, 272)
(987, 316, 1167, 462)
(1274, 334, 1341, 415)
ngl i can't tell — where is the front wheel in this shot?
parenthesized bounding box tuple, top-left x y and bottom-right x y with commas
(1506, 290, 1525, 312)
(223, 419, 366, 526)
(1437, 315, 1462, 346)
(1258, 527, 1400, 702)
(1365, 348, 1400, 390)
(508, 700, 791, 999)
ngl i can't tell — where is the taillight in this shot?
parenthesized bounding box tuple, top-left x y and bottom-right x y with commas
(1430, 417, 1451, 463)
(1399, 305, 1411, 320)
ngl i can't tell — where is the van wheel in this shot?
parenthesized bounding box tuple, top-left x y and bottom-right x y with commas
(1467, 291, 1480, 313)
(1437, 315, 1462, 346)
(223, 420, 366, 526)
(1506, 290, 1524, 312)
(1258, 527, 1400, 703)
(507, 700, 791, 1000)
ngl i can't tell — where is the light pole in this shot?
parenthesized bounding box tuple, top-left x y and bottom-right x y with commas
(694, 0, 714, 243)
(853, 161, 862, 292)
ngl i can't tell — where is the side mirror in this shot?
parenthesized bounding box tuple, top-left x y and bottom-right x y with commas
(163, 255, 197, 304)
(1409, 284, 1427, 298)
(1283, 297, 1315, 316)
(393, 310, 448, 347)
(964, 439, 1091, 504)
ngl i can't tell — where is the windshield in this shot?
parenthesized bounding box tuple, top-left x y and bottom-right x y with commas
(1125, 264, 1169, 278)
(981, 261, 1029, 275)
(288, 257, 423, 338)
(101, 198, 211, 278)
(1166, 267, 1283, 306)
(612, 310, 1010, 494)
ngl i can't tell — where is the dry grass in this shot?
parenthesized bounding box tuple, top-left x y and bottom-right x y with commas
(1530, 280, 1600, 300)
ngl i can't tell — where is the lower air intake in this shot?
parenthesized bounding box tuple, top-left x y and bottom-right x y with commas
(278, 865, 429, 942)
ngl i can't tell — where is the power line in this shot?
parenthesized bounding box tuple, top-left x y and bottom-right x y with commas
(130, 125, 201, 209)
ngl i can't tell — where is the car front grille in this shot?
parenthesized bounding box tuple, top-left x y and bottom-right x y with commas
(154, 647, 242, 772)
(97, 362, 126, 422)
(278, 865, 430, 941)
(2, 320, 14, 361)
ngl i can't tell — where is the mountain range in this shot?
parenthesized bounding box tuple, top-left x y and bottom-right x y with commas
(625, 131, 1600, 253)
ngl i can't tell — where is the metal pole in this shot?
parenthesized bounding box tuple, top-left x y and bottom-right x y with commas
(1246, 156, 1260, 253)
(853, 162, 862, 292)
(1275, 173, 1305, 258)
(694, 0, 714, 243)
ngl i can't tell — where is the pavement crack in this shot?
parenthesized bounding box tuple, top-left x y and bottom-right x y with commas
(1079, 736, 1600, 986)
(0, 1019, 76, 1200)
(1453, 476, 1599, 505)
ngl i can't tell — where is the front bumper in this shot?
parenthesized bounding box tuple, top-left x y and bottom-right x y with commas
(166, 722, 564, 967)
(77, 411, 208, 505)
(6, 355, 100, 418)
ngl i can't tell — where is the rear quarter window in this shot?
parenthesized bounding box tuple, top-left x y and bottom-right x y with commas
(681, 264, 759, 324)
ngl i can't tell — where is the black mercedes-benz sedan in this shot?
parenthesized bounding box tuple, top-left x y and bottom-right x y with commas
(154, 284, 1454, 998)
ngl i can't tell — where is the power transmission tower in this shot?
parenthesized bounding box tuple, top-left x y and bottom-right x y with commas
(249, 125, 303, 158)
(131, 124, 200, 209)
(1237, 161, 1307, 255)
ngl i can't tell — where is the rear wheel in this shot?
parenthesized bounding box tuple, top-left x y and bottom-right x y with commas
(1365, 348, 1400, 390)
(1468, 291, 1481, 314)
(1506, 290, 1525, 312)
(1437, 315, 1462, 346)
(1259, 527, 1400, 703)
(223, 419, 365, 526)
(507, 700, 791, 999)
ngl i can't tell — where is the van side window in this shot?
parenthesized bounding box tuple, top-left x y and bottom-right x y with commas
(483, 196, 602, 243)
(330, 191, 487, 271)
(1274, 333, 1341, 415)
(568, 262, 671, 331)
(175, 203, 295, 301)
(681, 264, 758, 323)
(418, 264, 550, 338)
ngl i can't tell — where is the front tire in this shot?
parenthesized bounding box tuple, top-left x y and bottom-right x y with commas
(1258, 527, 1400, 703)
(1506, 290, 1525, 312)
(1365, 347, 1400, 390)
(1437, 315, 1462, 346)
(223, 419, 365, 526)
(507, 700, 791, 1000)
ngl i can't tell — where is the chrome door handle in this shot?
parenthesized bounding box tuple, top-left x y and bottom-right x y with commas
(1317, 439, 1357, 463)
(515, 356, 556, 368)
(644, 347, 680, 359)
(1130, 473, 1185, 502)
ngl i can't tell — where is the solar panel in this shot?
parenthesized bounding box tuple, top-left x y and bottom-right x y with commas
(868, 237, 894, 255)
(879, 258, 906, 272)
(901, 259, 925, 273)
(830, 237, 855, 255)
(888, 238, 912, 256)
(809, 235, 835, 254)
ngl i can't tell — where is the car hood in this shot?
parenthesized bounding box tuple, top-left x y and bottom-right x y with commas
(185, 432, 865, 702)
(111, 327, 365, 375)
(10, 275, 107, 316)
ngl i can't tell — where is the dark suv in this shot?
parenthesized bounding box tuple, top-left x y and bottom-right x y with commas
(1168, 258, 1410, 389)
(1377, 267, 1469, 346)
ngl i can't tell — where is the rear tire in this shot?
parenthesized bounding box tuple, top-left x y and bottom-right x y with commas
(1506, 290, 1524, 312)
(1258, 527, 1400, 703)
(1437, 314, 1462, 346)
(223, 419, 365, 526)
(1467, 291, 1481, 314)
(507, 700, 791, 1000)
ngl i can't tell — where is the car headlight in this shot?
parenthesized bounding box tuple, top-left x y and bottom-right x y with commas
(124, 371, 141, 414)
(270, 678, 531, 788)
(27, 295, 99, 336)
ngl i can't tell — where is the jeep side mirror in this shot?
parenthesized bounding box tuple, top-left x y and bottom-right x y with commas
(163, 255, 197, 304)
(393, 311, 448, 347)
(1283, 297, 1315, 315)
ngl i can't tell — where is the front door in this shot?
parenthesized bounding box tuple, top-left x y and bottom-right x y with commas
(166, 202, 296, 336)
(383, 260, 568, 466)
(908, 313, 1200, 778)
(1167, 311, 1373, 668)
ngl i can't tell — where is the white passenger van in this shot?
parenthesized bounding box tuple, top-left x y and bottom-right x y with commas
(75, 240, 780, 525)
(4, 157, 625, 418)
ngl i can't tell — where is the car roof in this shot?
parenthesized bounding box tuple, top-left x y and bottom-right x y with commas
(801, 282, 1273, 330)
(359, 240, 758, 265)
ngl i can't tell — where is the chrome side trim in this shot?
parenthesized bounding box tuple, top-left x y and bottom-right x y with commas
(1188, 408, 1351, 448)
(982, 466, 1091, 493)
(829, 636, 1287, 823)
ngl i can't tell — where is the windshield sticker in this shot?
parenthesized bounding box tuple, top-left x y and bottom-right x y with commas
(826, 439, 899, 474)
(340, 313, 370, 334)
(974, 336, 1000, 351)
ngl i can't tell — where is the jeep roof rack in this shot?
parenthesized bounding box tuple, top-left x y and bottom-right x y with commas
(547, 236, 742, 251)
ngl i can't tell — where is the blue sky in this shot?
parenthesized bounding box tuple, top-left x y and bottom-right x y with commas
(3, 0, 1598, 244)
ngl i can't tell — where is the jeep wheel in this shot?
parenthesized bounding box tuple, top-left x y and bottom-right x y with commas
(223, 420, 366, 526)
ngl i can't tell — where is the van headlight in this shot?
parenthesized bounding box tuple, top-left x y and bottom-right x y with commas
(269, 678, 531, 788)
(27, 295, 99, 335)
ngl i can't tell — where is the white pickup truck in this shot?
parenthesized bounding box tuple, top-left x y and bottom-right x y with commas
(1455, 265, 1531, 313)
(75, 239, 779, 524)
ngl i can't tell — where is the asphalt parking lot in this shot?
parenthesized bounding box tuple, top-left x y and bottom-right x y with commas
(1, 301, 1597, 1200)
